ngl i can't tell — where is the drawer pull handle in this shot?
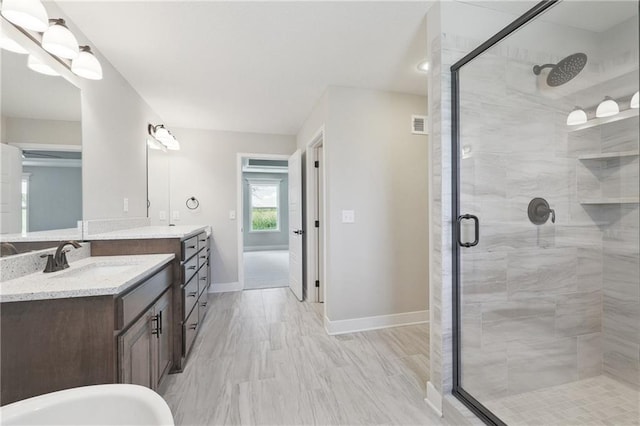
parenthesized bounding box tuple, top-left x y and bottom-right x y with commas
(189, 323, 198, 330)
(199, 239, 206, 242)
(151, 314, 160, 335)
(200, 301, 208, 307)
(188, 291, 198, 297)
(200, 277, 207, 281)
(187, 245, 196, 249)
(187, 266, 197, 270)
(200, 255, 206, 259)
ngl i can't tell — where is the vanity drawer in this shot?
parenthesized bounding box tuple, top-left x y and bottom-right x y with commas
(182, 274, 199, 320)
(198, 296, 209, 325)
(117, 265, 171, 330)
(197, 249, 208, 270)
(182, 236, 198, 261)
(182, 254, 198, 283)
(198, 264, 209, 295)
(183, 309, 199, 356)
(197, 233, 208, 252)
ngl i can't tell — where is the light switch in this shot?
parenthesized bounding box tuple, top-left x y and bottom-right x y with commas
(229, 210, 236, 220)
(123, 198, 129, 212)
(342, 210, 355, 224)
(159, 210, 167, 221)
(172, 210, 180, 221)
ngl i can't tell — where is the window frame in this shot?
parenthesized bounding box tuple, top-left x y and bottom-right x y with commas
(248, 179, 281, 233)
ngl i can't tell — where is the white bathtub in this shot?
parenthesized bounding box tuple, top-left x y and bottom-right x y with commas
(0, 384, 174, 425)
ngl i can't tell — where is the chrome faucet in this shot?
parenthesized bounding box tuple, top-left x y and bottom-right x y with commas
(41, 241, 82, 273)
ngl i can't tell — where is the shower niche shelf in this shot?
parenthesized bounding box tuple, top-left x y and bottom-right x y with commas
(578, 150, 639, 160)
(579, 197, 640, 205)
(569, 108, 639, 132)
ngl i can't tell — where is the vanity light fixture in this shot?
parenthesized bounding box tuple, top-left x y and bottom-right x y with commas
(27, 54, 59, 76)
(71, 45, 103, 80)
(417, 60, 429, 72)
(42, 19, 79, 60)
(566, 106, 587, 126)
(148, 124, 181, 151)
(631, 91, 639, 109)
(147, 137, 167, 152)
(0, 0, 49, 32)
(595, 96, 619, 118)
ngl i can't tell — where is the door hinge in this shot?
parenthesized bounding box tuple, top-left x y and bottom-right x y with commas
(314, 160, 319, 168)
(315, 220, 319, 228)
(315, 280, 320, 288)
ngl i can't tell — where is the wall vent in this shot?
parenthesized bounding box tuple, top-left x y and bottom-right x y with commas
(412, 115, 428, 135)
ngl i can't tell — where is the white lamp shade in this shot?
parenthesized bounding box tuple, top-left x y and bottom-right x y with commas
(163, 136, 180, 151)
(42, 21, 79, 59)
(147, 138, 167, 152)
(72, 49, 103, 80)
(1, 0, 49, 32)
(417, 60, 429, 72)
(595, 97, 619, 118)
(566, 107, 587, 126)
(631, 91, 639, 109)
(27, 54, 58, 76)
(153, 127, 181, 151)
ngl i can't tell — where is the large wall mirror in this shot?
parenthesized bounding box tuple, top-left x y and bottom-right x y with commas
(1, 26, 82, 250)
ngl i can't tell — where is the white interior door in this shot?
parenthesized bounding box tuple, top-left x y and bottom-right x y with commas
(0, 144, 23, 234)
(288, 149, 303, 301)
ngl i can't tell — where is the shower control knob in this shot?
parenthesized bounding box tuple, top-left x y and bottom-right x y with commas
(528, 198, 555, 225)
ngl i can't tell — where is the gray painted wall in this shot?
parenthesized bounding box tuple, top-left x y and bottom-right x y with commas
(24, 165, 82, 231)
(242, 171, 289, 251)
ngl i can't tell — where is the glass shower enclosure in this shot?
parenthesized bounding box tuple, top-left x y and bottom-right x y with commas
(451, 1, 639, 424)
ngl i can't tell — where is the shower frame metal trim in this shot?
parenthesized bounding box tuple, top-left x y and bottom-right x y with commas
(450, 1, 559, 425)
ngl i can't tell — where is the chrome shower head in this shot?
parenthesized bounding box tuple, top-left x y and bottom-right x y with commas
(533, 53, 587, 87)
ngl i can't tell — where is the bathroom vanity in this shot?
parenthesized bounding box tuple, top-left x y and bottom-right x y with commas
(0, 254, 174, 405)
(88, 225, 212, 372)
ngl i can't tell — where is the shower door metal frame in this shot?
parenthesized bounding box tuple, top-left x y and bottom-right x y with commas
(450, 1, 559, 424)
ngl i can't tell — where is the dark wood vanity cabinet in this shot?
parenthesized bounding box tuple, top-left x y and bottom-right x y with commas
(91, 230, 211, 372)
(118, 283, 172, 391)
(0, 263, 173, 406)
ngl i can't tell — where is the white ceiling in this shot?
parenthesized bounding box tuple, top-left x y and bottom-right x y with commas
(56, 1, 431, 135)
(1, 50, 81, 121)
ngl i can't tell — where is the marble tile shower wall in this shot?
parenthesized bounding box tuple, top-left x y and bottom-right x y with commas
(457, 45, 639, 399)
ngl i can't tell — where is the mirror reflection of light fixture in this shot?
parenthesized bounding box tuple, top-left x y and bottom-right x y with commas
(147, 137, 167, 152)
(0, 28, 28, 54)
(566, 106, 587, 126)
(631, 91, 639, 109)
(148, 124, 180, 151)
(27, 54, 59, 76)
(71, 46, 103, 80)
(0, 0, 49, 32)
(42, 19, 79, 60)
(595, 96, 619, 118)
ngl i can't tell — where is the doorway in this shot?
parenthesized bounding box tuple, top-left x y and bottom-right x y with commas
(239, 155, 290, 290)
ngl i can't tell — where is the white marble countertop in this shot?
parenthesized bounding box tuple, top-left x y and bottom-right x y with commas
(86, 225, 211, 241)
(0, 228, 83, 243)
(0, 253, 174, 303)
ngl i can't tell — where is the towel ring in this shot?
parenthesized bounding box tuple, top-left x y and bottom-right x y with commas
(186, 197, 199, 210)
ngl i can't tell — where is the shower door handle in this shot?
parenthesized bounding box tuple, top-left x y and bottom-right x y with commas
(457, 214, 479, 248)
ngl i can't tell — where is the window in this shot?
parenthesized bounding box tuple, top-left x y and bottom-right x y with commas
(21, 174, 30, 234)
(250, 182, 279, 232)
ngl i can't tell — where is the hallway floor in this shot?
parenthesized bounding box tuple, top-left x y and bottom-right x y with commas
(243, 250, 289, 290)
(161, 288, 442, 425)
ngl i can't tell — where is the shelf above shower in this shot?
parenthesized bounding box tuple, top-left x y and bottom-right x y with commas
(579, 197, 640, 205)
(569, 108, 639, 132)
(578, 150, 639, 160)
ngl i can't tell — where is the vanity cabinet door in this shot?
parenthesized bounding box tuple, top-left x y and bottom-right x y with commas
(155, 290, 172, 385)
(118, 308, 155, 389)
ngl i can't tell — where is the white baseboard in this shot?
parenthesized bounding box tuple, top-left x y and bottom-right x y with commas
(324, 310, 428, 335)
(209, 281, 242, 293)
(244, 245, 288, 252)
(425, 381, 443, 417)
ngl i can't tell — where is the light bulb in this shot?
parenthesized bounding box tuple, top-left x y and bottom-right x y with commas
(566, 107, 587, 125)
(631, 91, 639, 109)
(27, 54, 59, 76)
(0, 0, 49, 32)
(71, 46, 103, 80)
(417, 60, 429, 72)
(595, 96, 619, 118)
(42, 19, 79, 59)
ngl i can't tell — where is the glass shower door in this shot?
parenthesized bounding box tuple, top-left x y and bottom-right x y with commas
(452, 1, 639, 424)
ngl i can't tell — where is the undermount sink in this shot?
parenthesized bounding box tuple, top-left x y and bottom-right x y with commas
(0, 384, 174, 425)
(52, 260, 143, 279)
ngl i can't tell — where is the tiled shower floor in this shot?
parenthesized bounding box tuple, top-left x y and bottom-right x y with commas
(485, 375, 639, 425)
